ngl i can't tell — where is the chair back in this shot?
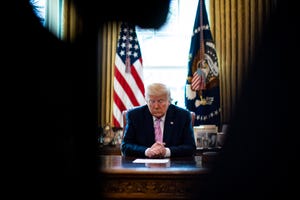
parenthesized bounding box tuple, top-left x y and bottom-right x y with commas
(190, 111, 195, 127)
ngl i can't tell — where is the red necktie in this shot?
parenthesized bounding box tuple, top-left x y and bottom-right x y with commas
(154, 118, 162, 142)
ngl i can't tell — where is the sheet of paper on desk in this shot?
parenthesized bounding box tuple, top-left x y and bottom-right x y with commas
(133, 158, 170, 163)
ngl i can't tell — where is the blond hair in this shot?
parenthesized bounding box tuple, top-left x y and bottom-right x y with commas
(145, 83, 171, 102)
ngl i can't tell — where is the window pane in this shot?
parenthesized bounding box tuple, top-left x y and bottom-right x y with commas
(136, 0, 200, 109)
(30, 0, 46, 25)
(143, 67, 187, 107)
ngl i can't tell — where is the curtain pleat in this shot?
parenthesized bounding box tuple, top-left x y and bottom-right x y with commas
(61, 0, 82, 42)
(99, 22, 120, 126)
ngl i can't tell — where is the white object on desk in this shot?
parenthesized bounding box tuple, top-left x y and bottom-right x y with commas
(133, 158, 170, 164)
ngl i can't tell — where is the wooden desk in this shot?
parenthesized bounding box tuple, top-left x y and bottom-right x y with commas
(98, 145, 222, 156)
(98, 145, 122, 155)
(98, 155, 210, 199)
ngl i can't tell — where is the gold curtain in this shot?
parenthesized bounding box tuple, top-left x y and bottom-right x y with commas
(61, 0, 82, 42)
(209, 0, 278, 124)
(99, 22, 121, 127)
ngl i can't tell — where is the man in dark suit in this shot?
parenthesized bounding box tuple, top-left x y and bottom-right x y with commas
(121, 83, 196, 158)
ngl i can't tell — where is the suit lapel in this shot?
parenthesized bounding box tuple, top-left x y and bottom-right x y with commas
(163, 105, 175, 144)
(143, 107, 156, 142)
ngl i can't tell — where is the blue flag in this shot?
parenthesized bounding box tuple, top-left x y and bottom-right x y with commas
(185, 0, 221, 128)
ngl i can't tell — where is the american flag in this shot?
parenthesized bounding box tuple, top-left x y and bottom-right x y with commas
(113, 23, 146, 128)
(191, 68, 206, 91)
(185, 0, 221, 127)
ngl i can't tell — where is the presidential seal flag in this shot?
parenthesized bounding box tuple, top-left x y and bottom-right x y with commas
(185, 0, 221, 127)
(113, 22, 146, 128)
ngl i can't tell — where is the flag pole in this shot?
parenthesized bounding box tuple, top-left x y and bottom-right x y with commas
(125, 23, 131, 73)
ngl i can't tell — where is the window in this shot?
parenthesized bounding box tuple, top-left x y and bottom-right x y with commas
(31, 0, 63, 39)
(30, 0, 46, 25)
(136, 0, 209, 108)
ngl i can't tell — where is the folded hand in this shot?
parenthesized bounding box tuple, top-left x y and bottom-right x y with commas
(146, 142, 166, 158)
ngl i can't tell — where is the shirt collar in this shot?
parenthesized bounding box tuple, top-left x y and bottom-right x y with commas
(153, 115, 166, 122)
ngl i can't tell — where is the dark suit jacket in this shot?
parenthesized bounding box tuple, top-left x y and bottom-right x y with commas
(121, 104, 196, 157)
